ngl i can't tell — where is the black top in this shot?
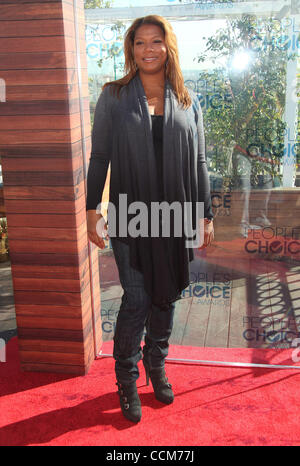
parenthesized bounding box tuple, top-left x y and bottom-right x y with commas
(85, 76, 213, 307)
(150, 114, 182, 306)
(151, 114, 164, 201)
(86, 112, 210, 306)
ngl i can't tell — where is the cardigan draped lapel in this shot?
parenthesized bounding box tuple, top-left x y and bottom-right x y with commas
(86, 70, 213, 306)
(93, 71, 212, 306)
(130, 73, 182, 207)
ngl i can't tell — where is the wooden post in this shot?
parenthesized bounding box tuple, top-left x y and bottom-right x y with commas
(0, 0, 102, 374)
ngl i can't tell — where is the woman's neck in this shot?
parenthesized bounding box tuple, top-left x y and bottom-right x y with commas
(139, 70, 165, 93)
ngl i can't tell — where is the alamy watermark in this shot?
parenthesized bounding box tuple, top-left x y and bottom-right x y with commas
(96, 195, 206, 248)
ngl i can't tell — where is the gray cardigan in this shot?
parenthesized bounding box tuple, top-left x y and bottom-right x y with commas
(86, 72, 213, 306)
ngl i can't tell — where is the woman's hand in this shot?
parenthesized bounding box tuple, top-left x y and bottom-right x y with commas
(87, 210, 109, 249)
(198, 220, 214, 250)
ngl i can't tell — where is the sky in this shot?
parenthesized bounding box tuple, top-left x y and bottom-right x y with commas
(112, 0, 190, 6)
(86, 0, 228, 71)
(86, 0, 299, 74)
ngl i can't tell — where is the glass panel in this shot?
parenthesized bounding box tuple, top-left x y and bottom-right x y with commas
(0, 158, 15, 348)
(85, 0, 300, 364)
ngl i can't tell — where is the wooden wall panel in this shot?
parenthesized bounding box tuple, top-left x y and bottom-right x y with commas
(0, 0, 102, 374)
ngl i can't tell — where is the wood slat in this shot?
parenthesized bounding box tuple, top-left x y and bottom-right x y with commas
(16, 315, 85, 331)
(0, 36, 64, 53)
(20, 362, 87, 375)
(9, 246, 88, 267)
(15, 297, 92, 331)
(16, 315, 93, 343)
(0, 128, 82, 145)
(227, 283, 248, 348)
(8, 237, 86, 255)
(0, 97, 90, 116)
(2, 167, 84, 185)
(15, 303, 88, 319)
(3, 182, 85, 201)
(0, 69, 79, 85)
(0, 36, 87, 54)
(0, 19, 75, 38)
(0, 114, 78, 130)
(13, 291, 92, 320)
(6, 208, 86, 228)
(0, 51, 79, 70)
(0, 0, 72, 3)
(11, 262, 87, 280)
(19, 350, 86, 365)
(169, 297, 192, 345)
(3, 154, 82, 173)
(1, 141, 83, 158)
(3, 84, 80, 101)
(13, 265, 90, 293)
(0, 3, 63, 20)
(204, 288, 231, 348)
(181, 297, 211, 347)
(18, 339, 86, 354)
(19, 330, 94, 374)
(17, 302, 91, 334)
(4, 197, 84, 214)
(17, 326, 86, 343)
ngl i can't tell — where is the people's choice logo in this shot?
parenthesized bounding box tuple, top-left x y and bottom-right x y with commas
(0, 338, 6, 363)
(291, 338, 300, 363)
(95, 195, 205, 248)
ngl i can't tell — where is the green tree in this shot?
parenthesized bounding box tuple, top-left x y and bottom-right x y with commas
(195, 14, 298, 188)
(84, 0, 112, 9)
(96, 21, 126, 76)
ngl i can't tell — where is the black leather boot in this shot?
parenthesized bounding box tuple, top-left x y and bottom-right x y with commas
(116, 382, 142, 423)
(143, 360, 174, 405)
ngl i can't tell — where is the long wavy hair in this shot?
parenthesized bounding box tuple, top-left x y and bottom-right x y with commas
(102, 15, 192, 108)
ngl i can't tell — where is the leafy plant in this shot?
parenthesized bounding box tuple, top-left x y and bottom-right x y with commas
(84, 0, 112, 9)
(195, 14, 298, 188)
(95, 21, 126, 77)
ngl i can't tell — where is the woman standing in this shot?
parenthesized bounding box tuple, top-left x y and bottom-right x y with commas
(86, 15, 214, 423)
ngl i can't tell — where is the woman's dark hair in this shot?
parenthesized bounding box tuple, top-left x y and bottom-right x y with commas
(103, 15, 191, 108)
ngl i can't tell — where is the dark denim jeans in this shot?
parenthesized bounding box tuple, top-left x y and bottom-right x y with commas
(111, 237, 175, 385)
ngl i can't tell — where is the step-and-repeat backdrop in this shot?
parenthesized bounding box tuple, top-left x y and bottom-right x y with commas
(85, 0, 300, 357)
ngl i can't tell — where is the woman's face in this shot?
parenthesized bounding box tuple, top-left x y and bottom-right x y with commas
(133, 24, 168, 75)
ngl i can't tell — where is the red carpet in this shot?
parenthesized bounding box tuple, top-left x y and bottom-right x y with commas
(1, 337, 300, 446)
